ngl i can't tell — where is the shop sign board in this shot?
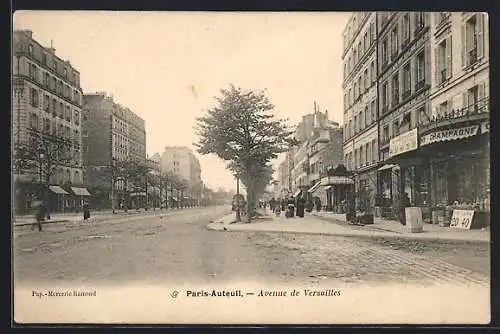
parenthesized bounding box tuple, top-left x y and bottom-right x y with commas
(450, 209, 475, 229)
(388, 128, 418, 158)
(420, 125, 479, 146)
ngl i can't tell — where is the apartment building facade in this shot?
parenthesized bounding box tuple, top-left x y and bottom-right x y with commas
(159, 146, 203, 203)
(342, 12, 379, 209)
(419, 12, 490, 212)
(82, 92, 147, 208)
(13, 30, 86, 213)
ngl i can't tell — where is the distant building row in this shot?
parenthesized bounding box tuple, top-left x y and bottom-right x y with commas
(12, 30, 204, 213)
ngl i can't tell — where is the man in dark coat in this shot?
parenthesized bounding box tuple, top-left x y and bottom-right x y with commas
(296, 193, 306, 218)
(83, 202, 91, 221)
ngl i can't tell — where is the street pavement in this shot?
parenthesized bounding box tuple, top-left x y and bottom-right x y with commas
(14, 206, 489, 287)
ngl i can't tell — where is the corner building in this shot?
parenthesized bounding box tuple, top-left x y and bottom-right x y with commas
(342, 12, 379, 211)
(420, 12, 490, 213)
(12, 30, 86, 213)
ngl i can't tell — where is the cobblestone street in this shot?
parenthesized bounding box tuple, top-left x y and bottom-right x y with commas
(14, 207, 489, 287)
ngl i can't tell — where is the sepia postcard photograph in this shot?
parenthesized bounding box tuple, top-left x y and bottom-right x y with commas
(12, 10, 490, 325)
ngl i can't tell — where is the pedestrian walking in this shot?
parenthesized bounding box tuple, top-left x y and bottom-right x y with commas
(269, 197, 276, 213)
(315, 197, 322, 212)
(32, 199, 44, 232)
(399, 192, 410, 226)
(83, 202, 91, 221)
(296, 193, 306, 218)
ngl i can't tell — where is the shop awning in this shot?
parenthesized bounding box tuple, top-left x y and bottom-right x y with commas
(293, 190, 301, 197)
(322, 176, 354, 185)
(378, 164, 396, 171)
(71, 187, 91, 196)
(307, 181, 322, 193)
(49, 185, 69, 195)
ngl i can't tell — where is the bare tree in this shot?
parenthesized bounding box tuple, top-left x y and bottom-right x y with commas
(14, 127, 78, 215)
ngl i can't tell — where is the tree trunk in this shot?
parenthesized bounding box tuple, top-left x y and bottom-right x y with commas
(159, 180, 163, 210)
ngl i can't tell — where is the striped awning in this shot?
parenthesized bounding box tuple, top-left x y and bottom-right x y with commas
(307, 181, 322, 193)
(49, 185, 69, 195)
(71, 187, 91, 196)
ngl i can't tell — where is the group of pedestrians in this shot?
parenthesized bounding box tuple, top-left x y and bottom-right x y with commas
(268, 194, 311, 219)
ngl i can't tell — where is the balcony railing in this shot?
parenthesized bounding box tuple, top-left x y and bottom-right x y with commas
(402, 90, 411, 100)
(418, 96, 489, 127)
(467, 48, 478, 66)
(416, 79, 426, 91)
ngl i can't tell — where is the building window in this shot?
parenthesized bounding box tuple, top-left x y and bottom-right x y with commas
(391, 25, 398, 57)
(30, 88, 39, 107)
(360, 146, 364, 166)
(382, 82, 388, 112)
(401, 112, 412, 132)
(383, 125, 389, 143)
(349, 120, 352, 138)
(364, 69, 369, 91)
(392, 119, 400, 137)
(370, 21, 375, 43)
(354, 148, 359, 169)
(402, 13, 410, 43)
(42, 53, 47, 65)
(43, 118, 50, 133)
(463, 14, 484, 67)
(53, 59, 58, 71)
(353, 83, 358, 100)
(364, 32, 368, 51)
(28, 44, 33, 55)
(391, 73, 399, 107)
(63, 67, 68, 77)
(416, 51, 425, 87)
(382, 37, 389, 66)
(439, 100, 449, 117)
(402, 63, 411, 98)
(43, 72, 49, 87)
(353, 48, 357, 65)
(354, 115, 358, 134)
(415, 12, 425, 31)
(51, 76, 56, 91)
(43, 95, 49, 111)
(464, 85, 480, 114)
(29, 113, 38, 129)
(371, 100, 376, 121)
(366, 143, 370, 165)
(372, 139, 377, 162)
(365, 106, 370, 125)
(436, 37, 452, 84)
(59, 102, 64, 118)
(358, 76, 362, 96)
(371, 61, 376, 83)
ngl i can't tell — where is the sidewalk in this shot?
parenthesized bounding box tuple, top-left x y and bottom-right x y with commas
(208, 209, 490, 243)
(13, 207, 204, 227)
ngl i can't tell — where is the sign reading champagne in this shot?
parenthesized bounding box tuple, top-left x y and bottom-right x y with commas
(420, 125, 479, 146)
(450, 209, 475, 229)
(388, 128, 418, 158)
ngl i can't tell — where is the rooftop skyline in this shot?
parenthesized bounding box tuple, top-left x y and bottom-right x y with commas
(13, 11, 350, 191)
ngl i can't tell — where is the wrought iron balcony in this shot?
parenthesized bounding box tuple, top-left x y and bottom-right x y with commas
(415, 79, 426, 91)
(418, 96, 489, 129)
(468, 48, 478, 66)
(402, 90, 411, 100)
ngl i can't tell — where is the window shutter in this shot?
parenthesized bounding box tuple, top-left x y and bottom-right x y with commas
(461, 24, 466, 67)
(462, 92, 468, 113)
(477, 13, 484, 59)
(446, 36, 452, 78)
(434, 47, 439, 85)
(478, 81, 486, 112)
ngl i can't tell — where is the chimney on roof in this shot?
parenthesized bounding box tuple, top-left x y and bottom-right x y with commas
(47, 39, 56, 54)
(20, 30, 33, 38)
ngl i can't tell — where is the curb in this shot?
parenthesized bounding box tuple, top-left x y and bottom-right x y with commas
(207, 220, 490, 244)
(14, 219, 70, 227)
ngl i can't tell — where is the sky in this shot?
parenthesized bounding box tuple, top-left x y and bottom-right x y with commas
(13, 11, 350, 192)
